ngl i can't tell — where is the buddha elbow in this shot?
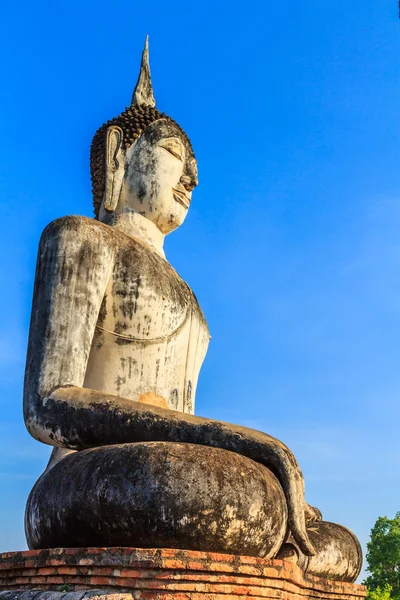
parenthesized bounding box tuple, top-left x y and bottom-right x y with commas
(24, 409, 55, 445)
(23, 394, 62, 447)
(24, 414, 53, 445)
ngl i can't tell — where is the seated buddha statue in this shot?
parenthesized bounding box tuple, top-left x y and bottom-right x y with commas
(23, 38, 362, 583)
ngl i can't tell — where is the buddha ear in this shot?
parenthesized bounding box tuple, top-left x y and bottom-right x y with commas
(104, 126, 125, 213)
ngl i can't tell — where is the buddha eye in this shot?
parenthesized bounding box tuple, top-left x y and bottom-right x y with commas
(158, 139, 184, 162)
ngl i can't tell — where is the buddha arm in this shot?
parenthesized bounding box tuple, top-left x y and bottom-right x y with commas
(23, 216, 115, 445)
(34, 386, 314, 557)
(23, 215, 314, 557)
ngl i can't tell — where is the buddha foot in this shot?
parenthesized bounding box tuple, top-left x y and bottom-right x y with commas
(25, 441, 288, 557)
(277, 520, 362, 582)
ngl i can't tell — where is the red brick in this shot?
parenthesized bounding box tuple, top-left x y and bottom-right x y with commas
(45, 576, 64, 584)
(118, 569, 145, 578)
(37, 568, 55, 576)
(24, 560, 36, 568)
(208, 552, 236, 563)
(90, 576, 113, 586)
(158, 549, 181, 557)
(10, 569, 34, 577)
(238, 565, 263, 576)
(181, 550, 208, 560)
(27, 576, 47, 584)
(115, 577, 138, 588)
(161, 559, 186, 570)
(64, 577, 92, 586)
(154, 573, 181, 581)
(87, 567, 113, 576)
(165, 582, 207, 592)
(13, 578, 30, 585)
(0, 547, 368, 600)
(186, 561, 206, 570)
(262, 566, 280, 578)
(238, 555, 259, 565)
(121, 548, 140, 555)
(87, 547, 107, 553)
(57, 567, 78, 575)
(207, 562, 235, 573)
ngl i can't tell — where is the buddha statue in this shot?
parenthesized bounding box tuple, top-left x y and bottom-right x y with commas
(23, 38, 362, 583)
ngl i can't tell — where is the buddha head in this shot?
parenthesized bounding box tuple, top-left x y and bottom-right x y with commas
(90, 37, 198, 234)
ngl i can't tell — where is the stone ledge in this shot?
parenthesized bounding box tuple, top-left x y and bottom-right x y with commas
(0, 548, 367, 600)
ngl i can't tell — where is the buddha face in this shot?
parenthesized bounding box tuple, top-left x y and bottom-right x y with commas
(118, 120, 198, 234)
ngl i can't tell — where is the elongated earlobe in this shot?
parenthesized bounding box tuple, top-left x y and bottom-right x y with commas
(104, 126, 125, 213)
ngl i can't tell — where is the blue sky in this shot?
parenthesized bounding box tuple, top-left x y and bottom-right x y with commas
(0, 0, 399, 580)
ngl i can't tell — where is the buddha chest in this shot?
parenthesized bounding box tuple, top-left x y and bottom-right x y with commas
(84, 236, 209, 414)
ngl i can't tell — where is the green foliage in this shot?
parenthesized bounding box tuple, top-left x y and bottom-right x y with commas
(367, 585, 392, 600)
(364, 512, 400, 599)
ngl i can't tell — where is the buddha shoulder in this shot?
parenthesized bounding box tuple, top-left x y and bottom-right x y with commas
(39, 215, 116, 258)
(36, 216, 117, 297)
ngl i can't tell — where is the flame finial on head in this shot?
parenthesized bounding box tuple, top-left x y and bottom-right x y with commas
(131, 36, 156, 108)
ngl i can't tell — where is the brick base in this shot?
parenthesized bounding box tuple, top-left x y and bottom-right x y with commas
(0, 548, 366, 600)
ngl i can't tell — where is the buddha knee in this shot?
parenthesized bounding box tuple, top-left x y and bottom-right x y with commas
(25, 441, 288, 558)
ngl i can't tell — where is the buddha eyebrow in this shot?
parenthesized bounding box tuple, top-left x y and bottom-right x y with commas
(158, 137, 184, 147)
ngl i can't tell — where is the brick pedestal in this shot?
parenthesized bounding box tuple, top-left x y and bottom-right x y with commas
(0, 548, 366, 600)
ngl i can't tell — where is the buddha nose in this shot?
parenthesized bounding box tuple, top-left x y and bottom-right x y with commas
(180, 174, 198, 192)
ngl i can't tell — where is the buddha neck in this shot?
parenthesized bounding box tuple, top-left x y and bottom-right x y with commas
(105, 210, 166, 258)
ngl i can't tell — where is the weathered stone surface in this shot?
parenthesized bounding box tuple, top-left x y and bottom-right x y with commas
(26, 442, 287, 558)
(277, 521, 362, 582)
(0, 548, 367, 600)
(131, 36, 155, 107)
(23, 213, 309, 555)
(21, 37, 362, 575)
(308, 521, 362, 581)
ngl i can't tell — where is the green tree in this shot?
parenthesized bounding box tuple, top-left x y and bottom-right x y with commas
(368, 585, 392, 600)
(364, 513, 400, 599)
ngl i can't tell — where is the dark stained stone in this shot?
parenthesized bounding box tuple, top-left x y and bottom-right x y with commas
(25, 442, 287, 558)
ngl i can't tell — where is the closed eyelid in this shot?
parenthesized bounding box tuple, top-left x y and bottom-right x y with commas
(162, 147, 183, 161)
(158, 139, 184, 161)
